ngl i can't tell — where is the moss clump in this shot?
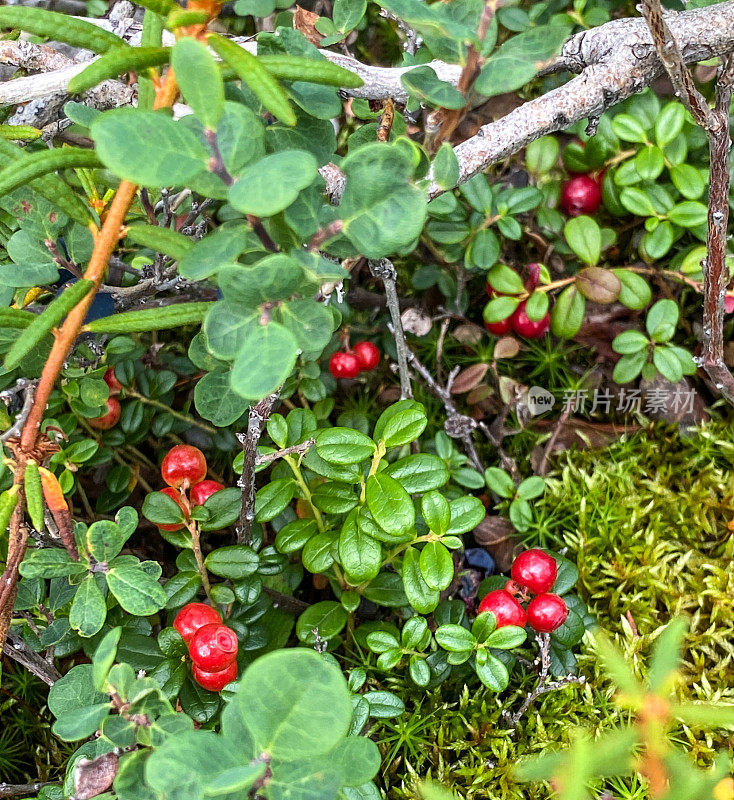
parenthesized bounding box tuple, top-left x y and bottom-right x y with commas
(378, 423, 734, 799)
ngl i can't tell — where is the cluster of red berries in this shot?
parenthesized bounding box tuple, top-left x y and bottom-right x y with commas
(89, 367, 124, 430)
(173, 603, 238, 691)
(328, 341, 380, 379)
(158, 444, 224, 532)
(484, 263, 551, 340)
(477, 549, 569, 633)
(560, 173, 602, 217)
(484, 298, 550, 339)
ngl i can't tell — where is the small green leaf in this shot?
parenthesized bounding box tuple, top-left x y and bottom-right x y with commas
(172, 38, 224, 130)
(612, 329, 649, 354)
(402, 546, 439, 614)
(230, 323, 298, 400)
(645, 298, 679, 342)
(91, 109, 208, 187)
(401, 66, 465, 109)
(229, 151, 318, 216)
(564, 215, 601, 266)
(373, 400, 427, 448)
(106, 564, 167, 615)
(69, 575, 107, 638)
(550, 285, 586, 339)
(296, 600, 348, 643)
(419, 541, 453, 591)
(315, 427, 375, 464)
(366, 473, 415, 536)
(484, 467, 514, 498)
(435, 623, 475, 652)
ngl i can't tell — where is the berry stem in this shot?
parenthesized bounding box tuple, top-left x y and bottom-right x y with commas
(125, 389, 218, 435)
(185, 518, 212, 602)
(284, 455, 325, 532)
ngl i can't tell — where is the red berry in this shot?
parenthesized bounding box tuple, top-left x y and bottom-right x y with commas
(329, 352, 361, 379)
(192, 660, 238, 692)
(158, 486, 188, 532)
(484, 317, 513, 336)
(161, 444, 207, 489)
(527, 593, 568, 633)
(511, 301, 550, 339)
(353, 341, 380, 371)
(173, 602, 222, 645)
(560, 175, 602, 217)
(190, 479, 225, 507)
(511, 549, 558, 595)
(89, 397, 121, 430)
(189, 623, 238, 671)
(477, 589, 527, 628)
(505, 579, 523, 597)
(103, 367, 123, 395)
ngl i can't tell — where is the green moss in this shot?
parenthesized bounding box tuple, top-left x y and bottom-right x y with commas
(377, 423, 734, 800)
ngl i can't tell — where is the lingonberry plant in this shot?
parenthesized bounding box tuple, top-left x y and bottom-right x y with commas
(1, 0, 734, 796)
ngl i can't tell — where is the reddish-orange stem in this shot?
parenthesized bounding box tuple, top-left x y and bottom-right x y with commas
(19, 180, 138, 451)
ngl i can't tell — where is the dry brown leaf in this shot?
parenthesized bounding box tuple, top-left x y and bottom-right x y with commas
(74, 753, 119, 800)
(473, 516, 517, 572)
(452, 322, 485, 345)
(293, 5, 323, 45)
(494, 336, 520, 359)
(450, 363, 489, 394)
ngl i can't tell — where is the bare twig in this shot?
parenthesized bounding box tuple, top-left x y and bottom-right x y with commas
(0, 381, 38, 443)
(255, 439, 315, 466)
(701, 57, 734, 405)
(639, 0, 715, 129)
(4, 629, 61, 686)
(505, 633, 585, 727)
(237, 393, 279, 545)
(370, 259, 413, 399)
(6, 5, 734, 202)
(536, 405, 572, 476)
(640, 0, 734, 406)
(404, 345, 484, 472)
(0, 783, 60, 799)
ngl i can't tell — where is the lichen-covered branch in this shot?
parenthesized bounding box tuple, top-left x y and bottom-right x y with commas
(639, 0, 734, 406)
(237, 393, 279, 545)
(369, 259, 413, 400)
